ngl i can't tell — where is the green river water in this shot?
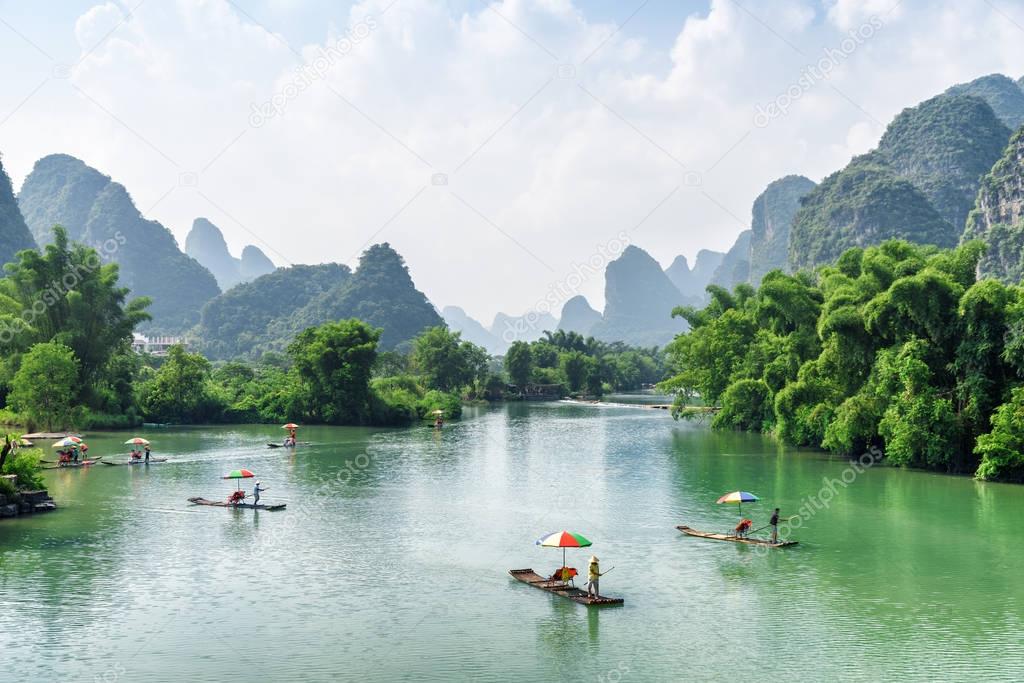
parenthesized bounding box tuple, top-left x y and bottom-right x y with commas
(1, 400, 1022, 682)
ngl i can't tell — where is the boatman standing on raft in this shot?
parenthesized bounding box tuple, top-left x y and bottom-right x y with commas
(770, 508, 781, 544)
(586, 556, 604, 598)
(253, 481, 267, 506)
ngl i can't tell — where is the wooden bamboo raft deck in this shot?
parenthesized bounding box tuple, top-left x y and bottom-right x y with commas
(509, 569, 623, 606)
(677, 525, 797, 548)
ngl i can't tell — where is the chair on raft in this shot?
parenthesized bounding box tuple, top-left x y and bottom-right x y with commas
(548, 566, 578, 587)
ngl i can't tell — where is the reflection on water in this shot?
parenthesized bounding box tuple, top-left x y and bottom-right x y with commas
(1, 403, 1023, 682)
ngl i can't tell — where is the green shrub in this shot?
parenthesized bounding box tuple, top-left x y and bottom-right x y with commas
(2, 449, 45, 490)
(417, 390, 462, 419)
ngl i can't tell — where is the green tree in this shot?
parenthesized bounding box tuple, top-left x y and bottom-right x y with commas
(505, 341, 533, 387)
(1, 226, 150, 388)
(560, 350, 589, 392)
(975, 387, 1024, 482)
(877, 340, 959, 469)
(289, 319, 380, 424)
(140, 345, 221, 423)
(9, 342, 79, 431)
(411, 326, 480, 392)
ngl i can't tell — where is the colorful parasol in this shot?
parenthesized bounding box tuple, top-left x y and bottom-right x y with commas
(716, 491, 759, 516)
(536, 530, 593, 569)
(223, 468, 256, 490)
(51, 436, 82, 449)
(124, 437, 151, 446)
(282, 423, 298, 430)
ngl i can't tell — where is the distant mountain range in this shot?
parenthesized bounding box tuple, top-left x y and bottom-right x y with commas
(665, 250, 724, 303)
(17, 154, 221, 332)
(6, 72, 1024, 354)
(185, 218, 275, 290)
(557, 295, 602, 336)
(715, 71, 1024, 280)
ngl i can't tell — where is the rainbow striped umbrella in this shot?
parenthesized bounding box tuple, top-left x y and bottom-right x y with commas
(716, 491, 758, 516)
(536, 531, 592, 569)
(223, 468, 256, 490)
(51, 437, 82, 449)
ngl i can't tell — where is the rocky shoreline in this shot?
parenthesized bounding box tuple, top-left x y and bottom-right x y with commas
(0, 475, 57, 518)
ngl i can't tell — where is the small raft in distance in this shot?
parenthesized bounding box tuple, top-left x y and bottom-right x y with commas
(677, 525, 797, 548)
(188, 496, 286, 511)
(509, 569, 623, 606)
(101, 458, 169, 466)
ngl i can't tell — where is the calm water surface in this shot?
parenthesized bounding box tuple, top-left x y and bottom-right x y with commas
(2, 402, 1022, 682)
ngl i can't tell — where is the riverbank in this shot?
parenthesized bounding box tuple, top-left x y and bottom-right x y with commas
(0, 475, 56, 519)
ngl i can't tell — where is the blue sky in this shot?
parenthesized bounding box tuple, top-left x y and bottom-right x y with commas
(1, 0, 1022, 322)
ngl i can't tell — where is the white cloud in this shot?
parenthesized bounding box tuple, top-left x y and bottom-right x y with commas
(2, 0, 1023, 323)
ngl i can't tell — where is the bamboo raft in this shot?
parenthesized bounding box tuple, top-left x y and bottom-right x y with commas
(677, 525, 797, 548)
(41, 459, 101, 470)
(101, 458, 169, 466)
(508, 569, 623, 606)
(188, 497, 286, 511)
(41, 456, 103, 464)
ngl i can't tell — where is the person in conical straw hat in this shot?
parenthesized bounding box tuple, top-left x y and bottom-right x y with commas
(586, 555, 603, 598)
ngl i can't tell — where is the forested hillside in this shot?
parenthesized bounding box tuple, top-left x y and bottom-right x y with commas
(17, 155, 220, 332)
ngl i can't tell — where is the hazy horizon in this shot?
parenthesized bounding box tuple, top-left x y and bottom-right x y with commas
(2, 0, 1023, 323)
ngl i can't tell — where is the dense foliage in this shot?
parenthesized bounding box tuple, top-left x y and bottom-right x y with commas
(8, 343, 79, 431)
(411, 326, 489, 393)
(662, 239, 1024, 482)
(289, 320, 380, 424)
(1, 439, 44, 491)
(136, 321, 474, 427)
(139, 345, 222, 423)
(503, 329, 666, 397)
(0, 228, 150, 428)
(196, 263, 351, 360)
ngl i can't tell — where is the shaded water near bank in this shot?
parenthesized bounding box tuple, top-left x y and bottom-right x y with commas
(1, 402, 1022, 681)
